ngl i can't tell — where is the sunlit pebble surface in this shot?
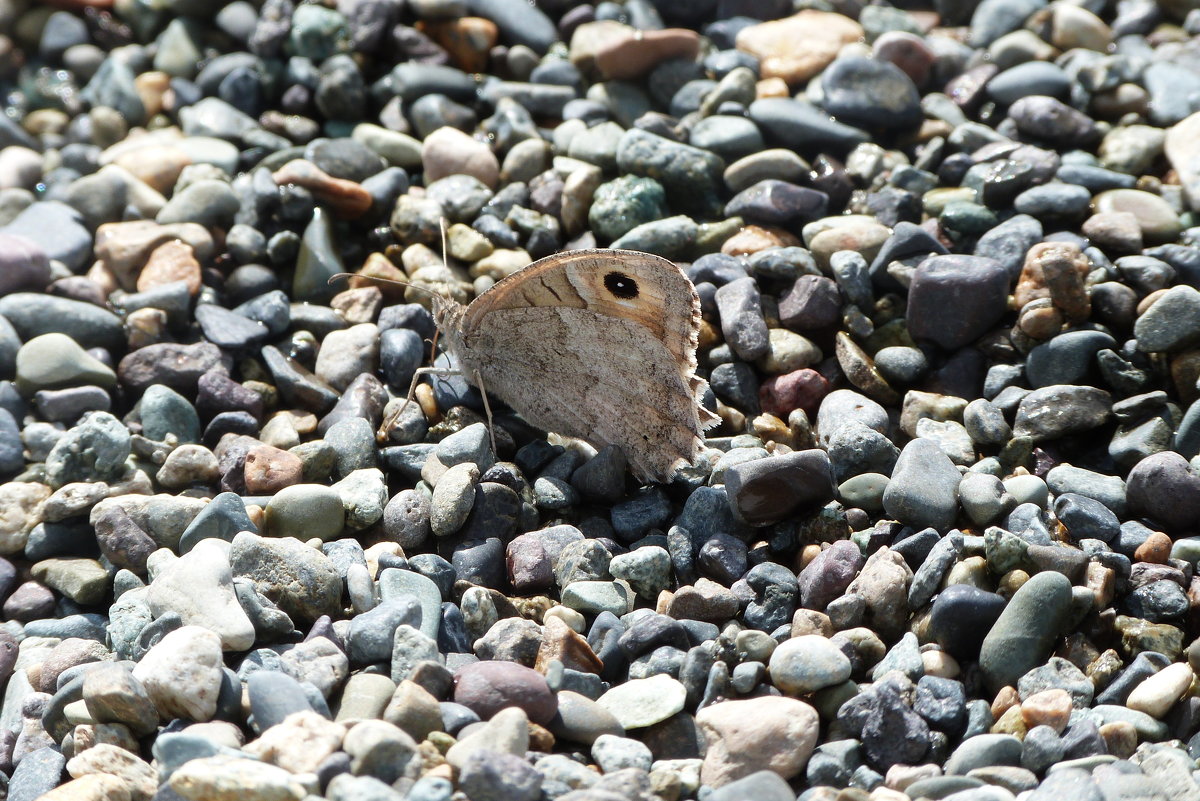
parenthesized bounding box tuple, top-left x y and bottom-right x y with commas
(5, 0, 1200, 799)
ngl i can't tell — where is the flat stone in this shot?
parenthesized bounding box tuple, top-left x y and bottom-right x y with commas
(596, 674, 686, 730)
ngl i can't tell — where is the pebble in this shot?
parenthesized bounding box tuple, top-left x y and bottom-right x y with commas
(768, 634, 852, 694)
(979, 571, 1074, 694)
(596, 674, 686, 729)
(695, 695, 819, 787)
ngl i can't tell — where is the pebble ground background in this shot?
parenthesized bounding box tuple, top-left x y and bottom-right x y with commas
(3, 0, 1200, 799)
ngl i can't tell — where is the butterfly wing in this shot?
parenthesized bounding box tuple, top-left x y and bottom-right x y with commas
(467, 306, 707, 482)
(452, 249, 718, 482)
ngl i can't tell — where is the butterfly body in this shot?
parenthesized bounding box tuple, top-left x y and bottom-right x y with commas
(431, 249, 718, 483)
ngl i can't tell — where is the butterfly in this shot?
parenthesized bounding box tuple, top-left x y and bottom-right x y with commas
(419, 248, 719, 483)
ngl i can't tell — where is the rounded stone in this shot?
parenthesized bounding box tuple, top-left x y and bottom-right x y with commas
(453, 661, 557, 724)
(768, 634, 853, 695)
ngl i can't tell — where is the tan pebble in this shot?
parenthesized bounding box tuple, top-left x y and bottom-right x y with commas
(133, 70, 170, 119)
(421, 126, 499, 189)
(807, 221, 891, 268)
(125, 307, 169, 349)
(720, 224, 801, 255)
(1094, 188, 1183, 244)
(885, 763, 941, 791)
(756, 77, 790, 98)
(996, 569, 1029, 599)
(1086, 562, 1116, 608)
(1048, 3, 1112, 51)
(798, 543, 824, 572)
(750, 413, 793, 448)
(112, 144, 192, 195)
(95, 219, 213, 291)
(1091, 83, 1149, 119)
(1016, 298, 1064, 340)
(735, 11, 863, 85)
(1019, 688, 1072, 733)
(331, 286, 383, 325)
(790, 608, 833, 638)
(921, 649, 960, 679)
(990, 703, 1026, 737)
(1126, 661, 1193, 718)
(38, 774, 131, 801)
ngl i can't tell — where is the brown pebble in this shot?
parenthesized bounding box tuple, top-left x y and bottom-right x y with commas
(835, 332, 900, 404)
(790, 608, 833, 638)
(1020, 688, 1072, 733)
(272, 159, 373, 219)
(1099, 720, 1137, 758)
(528, 722, 556, 753)
(535, 616, 604, 675)
(1015, 241, 1091, 321)
(348, 253, 411, 300)
(331, 286, 384, 325)
(1016, 299, 1064, 340)
(1134, 531, 1173, 564)
(137, 240, 201, 296)
(591, 27, 701, 81)
(990, 685, 1020, 720)
(1082, 211, 1143, 254)
(243, 444, 305, 494)
(421, 17, 498, 73)
(1136, 287, 1170, 316)
(95, 220, 213, 291)
(721, 224, 802, 256)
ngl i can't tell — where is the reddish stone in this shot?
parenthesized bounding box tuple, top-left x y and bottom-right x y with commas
(243, 444, 304, 494)
(454, 660, 558, 724)
(759, 368, 831, 418)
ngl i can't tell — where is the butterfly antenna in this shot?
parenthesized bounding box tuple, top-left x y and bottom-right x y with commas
(327, 272, 444, 300)
(439, 216, 449, 268)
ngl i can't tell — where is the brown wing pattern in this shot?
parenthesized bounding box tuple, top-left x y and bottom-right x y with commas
(466, 306, 708, 483)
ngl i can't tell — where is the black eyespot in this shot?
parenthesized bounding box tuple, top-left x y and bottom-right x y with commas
(604, 271, 639, 299)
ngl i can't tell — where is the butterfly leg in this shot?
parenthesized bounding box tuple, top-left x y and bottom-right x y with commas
(474, 368, 499, 458)
(401, 366, 462, 413)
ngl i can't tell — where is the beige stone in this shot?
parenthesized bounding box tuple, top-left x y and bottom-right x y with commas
(736, 11, 863, 85)
(67, 743, 157, 801)
(1127, 661, 1194, 718)
(244, 710, 345, 774)
(696, 695, 819, 787)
